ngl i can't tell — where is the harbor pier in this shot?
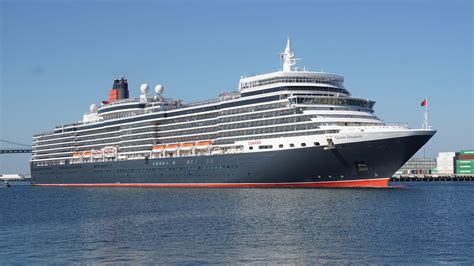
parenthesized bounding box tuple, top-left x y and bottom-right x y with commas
(391, 174, 474, 182)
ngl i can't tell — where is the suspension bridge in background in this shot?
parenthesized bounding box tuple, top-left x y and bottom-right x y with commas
(0, 139, 32, 154)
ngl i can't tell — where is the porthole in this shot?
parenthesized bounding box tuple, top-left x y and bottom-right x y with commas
(249, 146, 253, 150)
(290, 143, 295, 147)
(301, 143, 306, 147)
(314, 142, 320, 146)
(279, 144, 284, 148)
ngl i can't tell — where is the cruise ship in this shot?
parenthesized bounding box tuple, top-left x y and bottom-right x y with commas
(31, 39, 436, 187)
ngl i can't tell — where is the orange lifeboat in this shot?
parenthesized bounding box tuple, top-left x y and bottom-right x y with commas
(165, 143, 180, 152)
(152, 145, 166, 152)
(82, 151, 92, 158)
(72, 152, 82, 157)
(195, 140, 212, 149)
(180, 142, 195, 151)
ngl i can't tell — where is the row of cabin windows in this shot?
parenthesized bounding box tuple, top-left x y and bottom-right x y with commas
(220, 102, 286, 116)
(156, 116, 311, 139)
(156, 106, 292, 132)
(34, 141, 77, 151)
(35, 136, 76, 146)
(38, 102, 284, 143)
(76, 132, 120, 141)
(37, 98, 282, 140)
(214, 130, 334, 145)
(160, 112, 218, 125)
(158, 108, 297, 134)
(219, 123, 319, 138)
(249, 142, 321, 150)
(219, 109, 295, 124)
(120, 121, 156, 129)
(141, 104, 291, 132)
(35, 132, 75, 142)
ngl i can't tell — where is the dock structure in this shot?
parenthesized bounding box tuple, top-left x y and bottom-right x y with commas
(391, 174, 474, 182)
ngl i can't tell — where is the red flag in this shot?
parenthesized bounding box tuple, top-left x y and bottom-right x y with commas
(421, 99, 427, 107)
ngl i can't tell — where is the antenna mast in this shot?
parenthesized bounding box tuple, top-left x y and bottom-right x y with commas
(280, 37, 297, 72)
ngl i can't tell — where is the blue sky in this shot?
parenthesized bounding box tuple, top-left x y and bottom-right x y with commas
(1, 0, 472, 174)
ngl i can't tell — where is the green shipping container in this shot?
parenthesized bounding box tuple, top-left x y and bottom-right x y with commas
(457, 164, 474, 168)
(458, 170, 474, 174)
(457, 165, 473, 169)
(456, 169, 473, 174)
(460, 150, 474, 155)
(456, 160, 474, 164)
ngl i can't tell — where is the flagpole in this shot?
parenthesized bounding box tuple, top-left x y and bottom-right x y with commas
(422, 97, 429, 159)
(422, 97, 429, 130)
(425, 97, 428, 129)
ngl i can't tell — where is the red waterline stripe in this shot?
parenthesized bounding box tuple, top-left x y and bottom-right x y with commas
(33, 178, 389, 188)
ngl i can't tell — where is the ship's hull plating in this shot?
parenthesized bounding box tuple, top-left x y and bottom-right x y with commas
(31, 133, 434, 188)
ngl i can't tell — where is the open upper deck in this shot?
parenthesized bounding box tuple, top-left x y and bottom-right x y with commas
(239, 38, 344, 93)
(239, 71, 344, 91)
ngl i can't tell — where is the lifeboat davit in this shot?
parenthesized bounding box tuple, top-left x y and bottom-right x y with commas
(93, 150, 103, 159)
(103, 147, 116, 157)
(103, 150, 113, 157)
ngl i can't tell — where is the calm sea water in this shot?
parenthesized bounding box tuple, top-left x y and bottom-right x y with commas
(1, 182, 473, 264)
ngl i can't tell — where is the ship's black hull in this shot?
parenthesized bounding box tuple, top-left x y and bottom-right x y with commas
(31, 134, 433, 188)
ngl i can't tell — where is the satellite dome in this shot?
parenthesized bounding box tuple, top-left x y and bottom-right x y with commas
(155, 84, 164, 94)
(140, 84, 149, 94)
(89, 104, 98, 113)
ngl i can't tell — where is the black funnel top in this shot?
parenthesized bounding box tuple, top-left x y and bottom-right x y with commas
(113, 78, 129, 100)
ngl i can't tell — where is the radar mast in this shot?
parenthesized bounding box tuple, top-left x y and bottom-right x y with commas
(282, 37, 297, 72)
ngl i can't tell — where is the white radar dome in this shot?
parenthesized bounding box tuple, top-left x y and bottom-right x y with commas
(89, 104, 98, 113)
(140, 84, 149, 94)
(155, 84, 164, 94)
